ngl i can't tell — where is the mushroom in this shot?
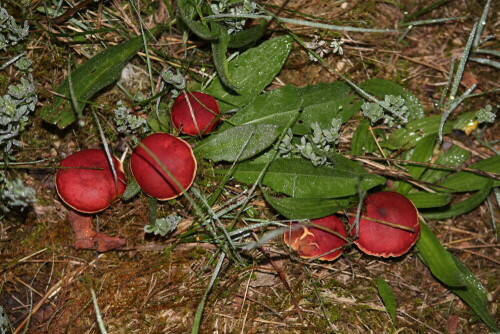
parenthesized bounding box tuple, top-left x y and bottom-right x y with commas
(171, 91, 220, 136)
(284, 215, 347, 261)
(130, 133, 197, 200)
(349, 191, 420, 258)
(55, 149, 127, 252)
(56, 149, 126, 213)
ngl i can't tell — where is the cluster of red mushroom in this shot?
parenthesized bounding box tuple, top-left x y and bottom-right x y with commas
(284, 191, 420, 261)
(55, 91, 220, 252)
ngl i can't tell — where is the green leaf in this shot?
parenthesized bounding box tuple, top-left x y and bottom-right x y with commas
(228, 20, 267, 49)
(224, 157, 385, 198)
(122, 179, 142, 201)
(449, 255, 500, 332)
(351, 119, 375, 155)
(376, 278, 396, 324)
(437, 155, 500, 192)
(203, 35, 293, 110)
(406, 192, 451, 208)
(41, 27, 163, 129)
(416, 221, 464, 287)
(383, 115, 453, 150)
(147, 107, 169, 133)
(423, 180, 493, 219)
(211, 23, 239, 92)
(420, 145, 470, 184)
(263, 192, 354, 219)
(396, 134, 436, 194)
(224, 82, 360, 134)
(176, 0, 219, 40)
(194, 123, 281, 162)
(417, 221, 499, 332)
(360, 78, 425, 121)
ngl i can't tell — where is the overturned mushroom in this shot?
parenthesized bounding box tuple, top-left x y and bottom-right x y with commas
(284, 215, 348, 261)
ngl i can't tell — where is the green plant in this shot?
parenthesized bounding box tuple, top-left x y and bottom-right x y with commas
(144, 214, 182, 236)
(0, 305, 12, 334)
(0, 5, 36, 214)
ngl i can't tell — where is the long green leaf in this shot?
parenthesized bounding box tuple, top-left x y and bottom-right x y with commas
(449, 255, 500, 331)
(41, 27, 163, 129)
(211, 23, 239, 92)
(263, 192, 354, 219)
(424, 180, 493, 219)
(351, 119, 376, 155)
(420, 145, 470, 184)
(203, 35, 293, 110)
(417, 221, 499, 331)
(223, 82, 360, 134)
(406, 192, 451, 208)
(376, 278, 396, 324)
(396, 134, 436, 194)
(194, 123, 281, 162)
(416, 221, 464, 287)
(383, 115, 454, 150)
(223, 157, 385, 198)
(438, 155, 500, 192)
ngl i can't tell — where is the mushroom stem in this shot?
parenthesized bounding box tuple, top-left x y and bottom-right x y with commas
(66, 211, 126, 252)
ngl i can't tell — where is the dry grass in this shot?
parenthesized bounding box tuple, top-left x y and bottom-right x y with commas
(1, 0, 498, 333)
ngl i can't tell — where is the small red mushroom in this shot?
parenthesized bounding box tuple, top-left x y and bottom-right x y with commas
(171, 91, 220, 136)
(349, 191, 420, 258)
(284, 215, 347, 261)
(56, 149, 127, 252)
(130, 133, 197, 200)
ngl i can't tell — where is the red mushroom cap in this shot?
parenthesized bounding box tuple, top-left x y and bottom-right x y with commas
(171, 91, 220, 136)
(56, 149, 126, 213)
(130, 133, 197, 200)
(284, 215, 347, 261)
(349, 191, 420, 258)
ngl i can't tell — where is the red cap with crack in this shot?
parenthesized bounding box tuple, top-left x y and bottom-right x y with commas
(284, 215, 347, 261)
(56, 149, 126, 213)
(130, 133, 197, 200)
(349, 191, 420, 257)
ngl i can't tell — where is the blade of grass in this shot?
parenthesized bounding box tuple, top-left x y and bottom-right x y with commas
(206, 12, 399, 33)
(90, 106, 119, 194)
(191, 252, 225, 334)
(469, 57, 500, 69)
(473, 0, 492, 47)
(439, 84, 477, 142)
(448, 21, 479, 101)
(438, 58, 455, 108)
(401, 0, 453, 23)
(486, 192, 498, 241)
(399, 16, 465, 27)
(90, 289, 107, 334)
(192, 187, 244, 263)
